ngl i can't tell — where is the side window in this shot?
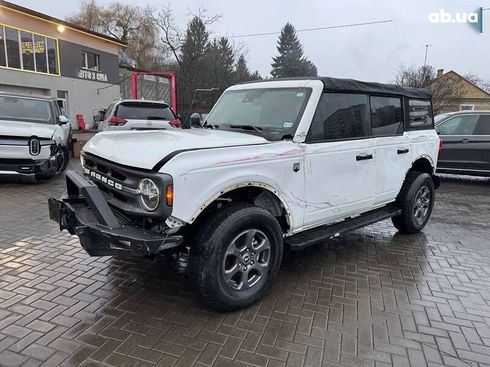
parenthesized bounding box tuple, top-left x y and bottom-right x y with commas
(408, 99, 433, 129)
(370, 96, 403, 136)
(438, 115, 479, 135)
(307, 93, 370, 142)
(476, 115, 490, 135)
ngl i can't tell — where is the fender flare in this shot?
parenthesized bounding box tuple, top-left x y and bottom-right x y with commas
(188, 180, 295, 229)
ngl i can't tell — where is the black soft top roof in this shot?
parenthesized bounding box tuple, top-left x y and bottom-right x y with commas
(241, 77, 432, 99)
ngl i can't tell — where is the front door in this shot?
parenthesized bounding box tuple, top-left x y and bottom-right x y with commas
(303, 92, 376, 228)
(438, 114, 479, 171)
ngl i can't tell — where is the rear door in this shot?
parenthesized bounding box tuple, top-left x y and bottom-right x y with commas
(370, 95, 409, 205)
(472, 114, 490, 173)
(437, 114, 479, 170)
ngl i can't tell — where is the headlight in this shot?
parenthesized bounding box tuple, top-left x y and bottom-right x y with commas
(138, 178, 160, 211)
(80, 154, 85, 167)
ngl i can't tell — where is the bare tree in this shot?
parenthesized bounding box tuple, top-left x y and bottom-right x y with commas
(463, 72, 490, 93)
(67, 1, 163, 70)
(392, 65, 466, 114)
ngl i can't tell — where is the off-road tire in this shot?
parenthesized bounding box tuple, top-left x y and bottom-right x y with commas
(189, 203, 283, 311)
(392, 171, 435, 234)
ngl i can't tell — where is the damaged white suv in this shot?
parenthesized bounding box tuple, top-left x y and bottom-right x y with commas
(49, 77, 440, 310)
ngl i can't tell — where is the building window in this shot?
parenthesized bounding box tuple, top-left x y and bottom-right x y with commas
(20, 31, 35, 71)
(5, 26, 20, 69)
(0, 23, 59, 75)
(33, 34, 47, 73)
(81, 51, 99, 71)
(56, 90, 68, 115)
(0, 27, 6, 67)
(460, 104, 475, 111)
(46, 38, 58, 74)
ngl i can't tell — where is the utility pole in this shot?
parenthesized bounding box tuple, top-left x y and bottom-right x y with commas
(423, 44, 432, 67)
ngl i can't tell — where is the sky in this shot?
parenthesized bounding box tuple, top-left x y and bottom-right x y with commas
(12, 0, 490, 82)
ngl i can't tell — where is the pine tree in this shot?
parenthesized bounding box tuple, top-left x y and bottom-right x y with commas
(206, 37, 235, 88)
(271, 23, 318, 78)
(235, 55, 251, 83)
(178, 17, 210, 111)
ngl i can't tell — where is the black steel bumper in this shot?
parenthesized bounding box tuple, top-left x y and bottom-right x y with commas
(48, 170, 183, 257)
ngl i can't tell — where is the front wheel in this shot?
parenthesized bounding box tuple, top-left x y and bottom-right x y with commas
(54, 147, 69, 175)
(392, 171, 435, 234)
(189, 203, 283, 311)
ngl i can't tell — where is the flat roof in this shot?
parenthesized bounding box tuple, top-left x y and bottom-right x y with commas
(0, 0, 126, 46)
(241, 77, 432, 99)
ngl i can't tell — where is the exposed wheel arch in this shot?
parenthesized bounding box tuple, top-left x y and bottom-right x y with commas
(397, 157, 438, 200)
(410, 156, 435, 175)
(189, 184, 292, 234)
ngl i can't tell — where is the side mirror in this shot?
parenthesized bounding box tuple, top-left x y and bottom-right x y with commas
(435, 126, 440, 135)
(58, 115, 69, 125)
(190, 113, 202, 128)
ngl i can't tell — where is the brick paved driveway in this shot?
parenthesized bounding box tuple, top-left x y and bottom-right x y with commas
(1, 161, 490, 367)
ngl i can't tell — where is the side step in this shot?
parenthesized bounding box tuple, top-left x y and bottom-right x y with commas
(285, 205, 401, 250)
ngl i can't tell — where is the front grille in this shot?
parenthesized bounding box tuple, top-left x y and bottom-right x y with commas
(83, 155, 128, 182)
(81, 152, 173, 219)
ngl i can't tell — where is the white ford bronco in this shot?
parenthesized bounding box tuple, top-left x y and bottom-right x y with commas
(49, 77, 441, 310)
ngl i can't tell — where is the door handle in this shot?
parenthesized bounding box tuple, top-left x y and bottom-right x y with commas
(397, 148, 409, 155)
(460, 138, 470, 143)
(356, 154, 373, 161)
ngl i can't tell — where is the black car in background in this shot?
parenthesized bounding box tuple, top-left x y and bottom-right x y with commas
(436, 111, 490, 177)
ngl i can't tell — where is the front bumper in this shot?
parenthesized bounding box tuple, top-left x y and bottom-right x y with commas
(48, 170, 183, 257)
(0, 157, 57, 177)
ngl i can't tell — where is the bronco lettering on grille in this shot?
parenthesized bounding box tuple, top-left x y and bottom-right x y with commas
(84, 168, 123, 190)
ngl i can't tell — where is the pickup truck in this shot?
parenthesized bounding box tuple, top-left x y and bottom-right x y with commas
(49, 77, 440, 310)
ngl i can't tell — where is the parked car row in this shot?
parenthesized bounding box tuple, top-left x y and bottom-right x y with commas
(1, 88, 489, 184)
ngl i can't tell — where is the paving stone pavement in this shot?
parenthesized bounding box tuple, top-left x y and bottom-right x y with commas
(0, 161, 490, 367)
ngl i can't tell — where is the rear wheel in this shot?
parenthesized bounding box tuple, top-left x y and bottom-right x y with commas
(189, 203, 283, 311)
(392, 171, 435, 234)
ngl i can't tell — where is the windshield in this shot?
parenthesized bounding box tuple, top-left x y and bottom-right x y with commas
(115, 102, 175, 120)
(206, 87, 312, 141)
(0, 96, 54, 124)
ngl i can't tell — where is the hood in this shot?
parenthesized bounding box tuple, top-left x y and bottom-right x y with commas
(83, 129, 269, 170)
(0, 120, 57, 139)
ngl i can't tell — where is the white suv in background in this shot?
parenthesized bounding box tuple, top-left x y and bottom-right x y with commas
(97, 99, 181, 131)
(0, 93, 71, 181)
